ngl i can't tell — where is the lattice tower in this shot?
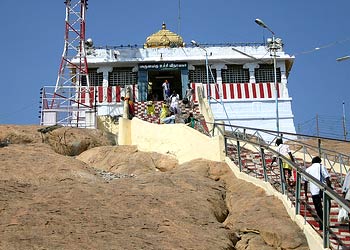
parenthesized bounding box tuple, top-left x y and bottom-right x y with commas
(55, 0, 90, 97)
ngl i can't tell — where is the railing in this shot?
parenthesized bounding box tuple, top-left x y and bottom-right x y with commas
(39, 86, 96, 127)
(210, 122, 350, 249)
(93, 42, 265, 50)
(39, 85, 136, 127)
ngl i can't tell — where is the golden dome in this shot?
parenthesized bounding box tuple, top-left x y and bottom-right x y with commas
(144, 23, 184, 48)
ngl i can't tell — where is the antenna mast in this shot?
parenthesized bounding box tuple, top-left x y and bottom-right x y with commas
(55, 0, 90, 92)
(177, 0, 181, 35)
(39, 0, 93, 127)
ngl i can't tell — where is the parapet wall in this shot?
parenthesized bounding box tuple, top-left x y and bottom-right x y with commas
(118, 117, 225, 164)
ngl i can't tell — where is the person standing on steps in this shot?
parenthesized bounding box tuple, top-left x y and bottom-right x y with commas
(270, 138, 295, 187)
(169, 90, 180, 115)
(340, 171, 350, 224)
(162, 79, 171, 101)
(185, 83, 194, 109)
(342, 171, 350, 201)
(304, 156, 332, 231)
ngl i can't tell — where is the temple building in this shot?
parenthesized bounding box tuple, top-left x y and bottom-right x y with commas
(41, 22, 296, 139)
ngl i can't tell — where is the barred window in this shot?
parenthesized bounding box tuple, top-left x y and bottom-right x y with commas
(254, 64, 281, 83)
(222, 65, 249, 83)
(108, 67, 137, 86)
(81, 68, 103, 86)
(189, 65, 216, 84)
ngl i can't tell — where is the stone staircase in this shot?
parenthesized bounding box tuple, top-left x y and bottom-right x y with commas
(133, 100, 350, 249)
(226, 144, 350, 249)
(133, 101, 209, 135)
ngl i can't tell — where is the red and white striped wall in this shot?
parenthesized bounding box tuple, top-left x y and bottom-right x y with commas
(76, 83, 280, 105)
(78, 85, 138, 105)
(191, 82, 281, 102)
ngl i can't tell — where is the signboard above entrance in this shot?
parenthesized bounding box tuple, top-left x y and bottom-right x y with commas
(139, 62, 187, 70)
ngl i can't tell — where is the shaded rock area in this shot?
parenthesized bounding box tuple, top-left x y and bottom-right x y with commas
(77, 145, 178, 174)
(0, 125, 115, 156)
(43, 126, 115, 156)
(0, 125, 309, 249)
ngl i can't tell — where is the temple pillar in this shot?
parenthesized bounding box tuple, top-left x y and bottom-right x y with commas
(97, 66, 113, 88)
(278, 62, 289, 98)
(211, 64, 226, 101)
(243, 63, 259, 83)
(138, 70, 148, 102)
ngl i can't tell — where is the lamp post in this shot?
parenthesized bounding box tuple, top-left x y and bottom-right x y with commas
(191, 40, 210, 102)
(336, 56, 350, 140)
(343, 101, 347, 140)
(255, 18, 280, 134)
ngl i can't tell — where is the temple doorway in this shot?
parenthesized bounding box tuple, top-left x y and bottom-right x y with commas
(147, 70, 182, 101)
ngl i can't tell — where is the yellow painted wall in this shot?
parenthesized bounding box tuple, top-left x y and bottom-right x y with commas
(118, 117, 225, 164)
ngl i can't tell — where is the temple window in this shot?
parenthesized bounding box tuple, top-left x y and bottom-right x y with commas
(254, 64, 281, 83)
(189, 65, 217, 84)
(222, 65, 249, 83)
(108, 67, 137, 86)
(81, 68, 103, 86)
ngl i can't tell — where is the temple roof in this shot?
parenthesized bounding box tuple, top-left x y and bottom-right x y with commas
(144, 23, 184, 48)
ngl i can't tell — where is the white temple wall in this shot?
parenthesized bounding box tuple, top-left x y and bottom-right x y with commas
(210, 99, 296, 142)
(81, 45, 296, 141)
(210, 99, 294, 119)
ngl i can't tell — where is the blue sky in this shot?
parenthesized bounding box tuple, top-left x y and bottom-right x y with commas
(1, 0, 349, 139)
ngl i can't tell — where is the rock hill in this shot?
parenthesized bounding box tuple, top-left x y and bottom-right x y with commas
(0, 125, 309, 249)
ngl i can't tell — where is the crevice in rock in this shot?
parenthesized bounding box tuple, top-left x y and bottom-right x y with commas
(207, 188, 230, 223)
(228, 231, 241, 249)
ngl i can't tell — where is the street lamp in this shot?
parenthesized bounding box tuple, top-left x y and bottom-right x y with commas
(343, 101, 347, 140)
(255, 18, 280, 134)
(336, 56, 349, 140)
(191, 40, 210, 102)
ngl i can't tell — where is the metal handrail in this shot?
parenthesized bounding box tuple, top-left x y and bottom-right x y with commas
(216, 122, 350, 249)
(212, 122, 350, 174)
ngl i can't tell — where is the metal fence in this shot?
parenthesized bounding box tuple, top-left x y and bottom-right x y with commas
(210, 122, 350, 249)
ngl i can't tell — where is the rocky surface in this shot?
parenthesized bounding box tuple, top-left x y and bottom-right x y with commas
(0, 125, 309, 249)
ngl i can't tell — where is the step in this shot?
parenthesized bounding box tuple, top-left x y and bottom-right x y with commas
(133, 101, 209, 135)
(233, 144, 350, 248)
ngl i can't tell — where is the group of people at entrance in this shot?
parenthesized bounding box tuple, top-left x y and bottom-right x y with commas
(158, 100, 197, 127)
(161, 79, 194, 109)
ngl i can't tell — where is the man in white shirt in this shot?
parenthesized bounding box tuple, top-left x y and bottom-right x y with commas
(304, 156, 332, 230)
(341, 171, 350, 200)
(162, 80, 170, 101)
(169, 90, 180, 115)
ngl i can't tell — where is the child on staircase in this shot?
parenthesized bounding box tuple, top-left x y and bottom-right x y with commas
(270, 138, 295, 187)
